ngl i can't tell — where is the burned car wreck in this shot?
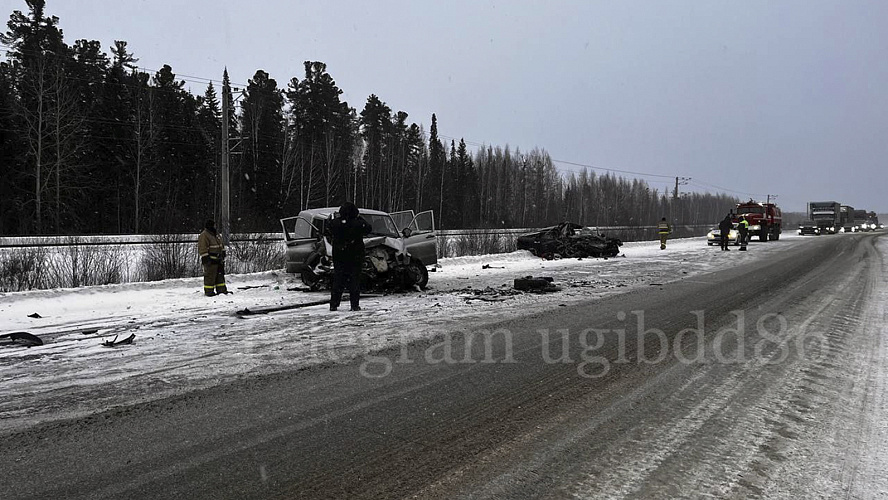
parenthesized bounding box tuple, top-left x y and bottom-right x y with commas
(516, 222, 623, 259)
(281, 208, 437, 291)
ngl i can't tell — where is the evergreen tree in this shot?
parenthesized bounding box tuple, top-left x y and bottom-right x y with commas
(426, 114, 445, 226)
(237, 69, 284, 230)
(285, 61, 354, 210)
(1, 0, 67, 233)
(357, 94, 392, 209)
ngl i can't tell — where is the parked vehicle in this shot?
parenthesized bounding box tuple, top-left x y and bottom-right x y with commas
(707, 223, 741, 246)
(280, 207, 437, 290)
(797, 220, 820, 236)
(734, 200, 782, 241)
(807, 201, 840, 234)
(516, 222, 622, 258)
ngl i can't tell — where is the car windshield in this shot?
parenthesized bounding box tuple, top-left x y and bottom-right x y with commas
(363, 214, 400, 237)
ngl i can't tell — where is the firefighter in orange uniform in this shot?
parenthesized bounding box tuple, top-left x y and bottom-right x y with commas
(198, 220, 228, 296)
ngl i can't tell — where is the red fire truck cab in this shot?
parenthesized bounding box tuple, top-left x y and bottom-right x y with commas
(735, 200, 782, 242)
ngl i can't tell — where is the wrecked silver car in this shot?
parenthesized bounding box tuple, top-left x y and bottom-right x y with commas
(280, 208, 437, 291)
(516, 222, 623, 259)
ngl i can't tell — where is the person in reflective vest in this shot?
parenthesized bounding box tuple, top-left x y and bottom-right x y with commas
(657, 217, 672, 250)
(737, 216, 750, 250)
(198, 220, 228, 296)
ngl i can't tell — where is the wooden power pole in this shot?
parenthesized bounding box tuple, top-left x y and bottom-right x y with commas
(220, 71, 230, 245)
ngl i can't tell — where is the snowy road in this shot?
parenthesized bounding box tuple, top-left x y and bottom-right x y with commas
(1, 232, 887, 498)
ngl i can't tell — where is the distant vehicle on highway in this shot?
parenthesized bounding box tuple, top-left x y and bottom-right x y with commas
(797, 220, 820, 236)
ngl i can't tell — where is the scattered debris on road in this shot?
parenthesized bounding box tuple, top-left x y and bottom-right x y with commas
(236, 294, 382, 316)
(0, 332, 43, 347)
(481, 264, 505, 269)
(102, 334, 135, 348)
(452, 286, 523, 302)
(514, 276, 562, 293)
(27, 312, 42, 318)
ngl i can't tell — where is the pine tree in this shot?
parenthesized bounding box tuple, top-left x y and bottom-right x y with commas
(1, 0, 66, 233)
(238, 69, 284, 230)
(426, 114, 445, 226)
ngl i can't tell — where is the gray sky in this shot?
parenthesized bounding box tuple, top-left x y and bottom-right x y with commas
(37, 0, 888, 212)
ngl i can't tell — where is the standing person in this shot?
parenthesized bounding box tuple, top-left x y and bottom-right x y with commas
(657, 217, 672, 250)
(198, 220, 228, 296)
(330, 202, 371, 311)
(737, 215, 750, 251)
(718, 214, 733, 251)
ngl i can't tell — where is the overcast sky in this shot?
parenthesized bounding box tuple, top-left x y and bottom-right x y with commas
(31, 0, 888, 213)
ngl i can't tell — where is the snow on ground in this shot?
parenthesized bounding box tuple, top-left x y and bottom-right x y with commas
(0, 234, 814, 433)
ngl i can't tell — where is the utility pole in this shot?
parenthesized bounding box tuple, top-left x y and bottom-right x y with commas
(220, 70, 230, 245)
(673, 176, 691, 200)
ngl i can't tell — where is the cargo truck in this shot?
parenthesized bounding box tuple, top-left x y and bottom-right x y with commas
(852, 209, 868, 231)
(807, 201, 841, 234)
(839, 205, 855, 233)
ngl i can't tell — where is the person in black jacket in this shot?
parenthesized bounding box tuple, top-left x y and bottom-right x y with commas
(329, 202, 372, 311)
(718, 214, 734, 251)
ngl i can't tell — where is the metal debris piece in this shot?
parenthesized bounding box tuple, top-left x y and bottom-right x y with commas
(0, 332, 43, 347)
(102, 333, 135, 347)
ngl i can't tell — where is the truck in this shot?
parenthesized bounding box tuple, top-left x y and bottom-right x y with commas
(839, 205, 855, 233)
(807, 201, 841, 234)
(734, 199, 782, 241)
(852, 209, 868, 231)
(864, 212, 881, 231)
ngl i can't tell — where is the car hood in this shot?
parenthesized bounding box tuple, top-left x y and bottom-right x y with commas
(322, 235, 407, 256)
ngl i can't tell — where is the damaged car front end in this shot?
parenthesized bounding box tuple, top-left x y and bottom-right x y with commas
(281, 208, 437, 291)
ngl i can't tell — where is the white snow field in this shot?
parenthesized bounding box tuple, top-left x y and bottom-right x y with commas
(0, 234, 842, 432)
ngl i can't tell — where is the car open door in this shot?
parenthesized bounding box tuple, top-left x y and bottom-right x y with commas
(403, 210, 437, 266)
(280, 216, 321, 273)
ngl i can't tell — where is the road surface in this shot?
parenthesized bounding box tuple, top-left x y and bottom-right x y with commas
(2, 233, 886, 499)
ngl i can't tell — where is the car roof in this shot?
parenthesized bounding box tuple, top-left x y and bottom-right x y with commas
(298, 207, 390, 218)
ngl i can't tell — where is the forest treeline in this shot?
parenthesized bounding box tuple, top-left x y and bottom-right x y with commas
(0, 1, 737, 236)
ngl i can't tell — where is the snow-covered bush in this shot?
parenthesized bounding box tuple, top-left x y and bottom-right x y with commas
(438, 230, 519, 258)
(0, 246, 49, 291)
(227, 234, 285, 274)
(45, 237, 126, 288)
(138, 234, 201, 282)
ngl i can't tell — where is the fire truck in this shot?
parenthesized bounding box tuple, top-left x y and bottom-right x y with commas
(734, 200, 782, 242)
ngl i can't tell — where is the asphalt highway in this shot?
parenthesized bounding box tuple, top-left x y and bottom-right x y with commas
(2, 232, 886, 499)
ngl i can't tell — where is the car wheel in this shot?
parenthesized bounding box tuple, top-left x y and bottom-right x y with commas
(407, 257, 429, 290)
(301, 251, 323, 290)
